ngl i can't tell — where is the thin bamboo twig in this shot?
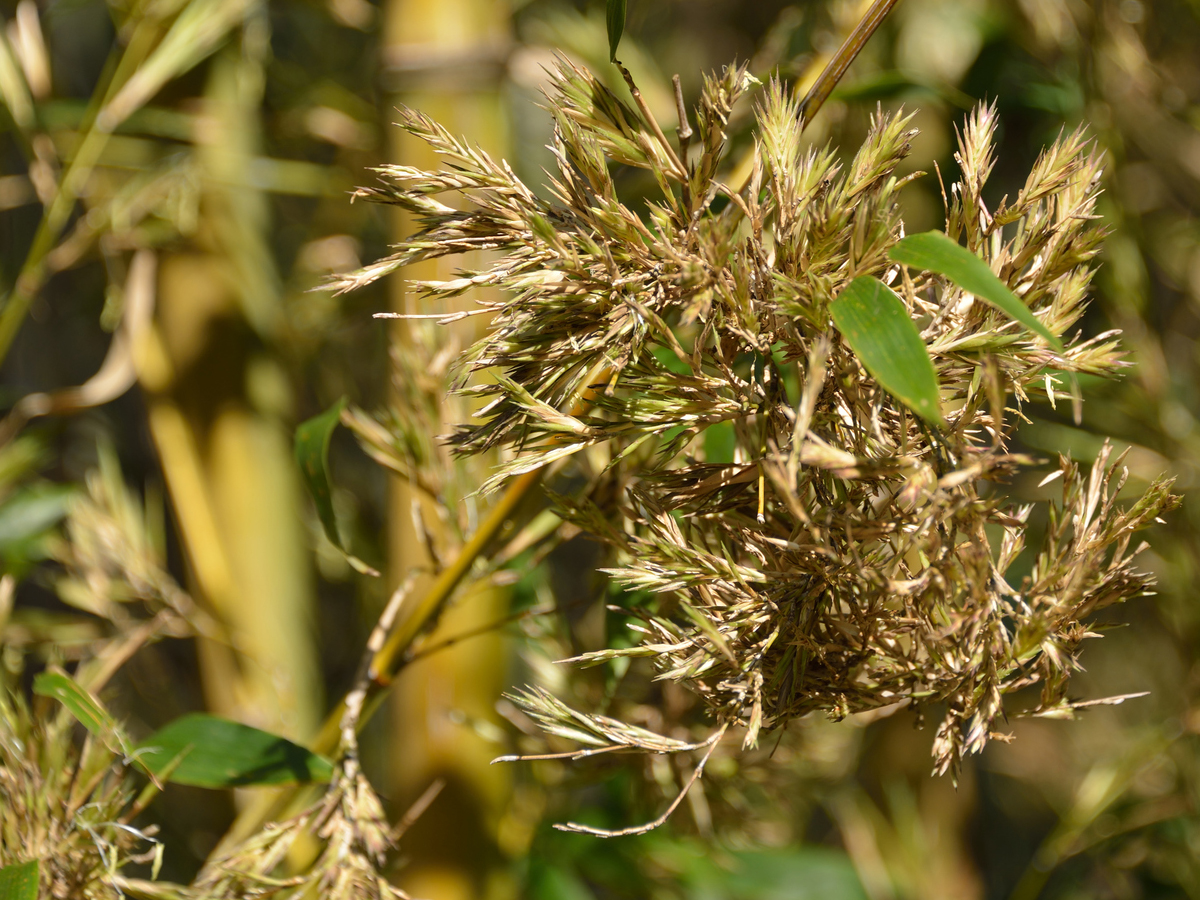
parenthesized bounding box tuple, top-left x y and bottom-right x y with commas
(797, 0, 904, 128)
(672, 73, 694, 212)
(403, 602, 559, 666)
(312, 362, 614, 754)
(491, 729, 723, 764)
(491, 745, 627, 764)
(391, 779, 445, 842)
(339, 573, 418, 758)
(616, 62, 687, 180)
(364, 467, 542, 691)
(551, 724, 728, 837)
(224, 366, 615, 847)
(728, 0, 904, 198)
(295, 470, 541, 763)
(0, 12, 167, 365)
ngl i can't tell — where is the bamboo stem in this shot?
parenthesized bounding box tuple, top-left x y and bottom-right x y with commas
(309, 466, 542, 756)
(310, 364, 614, 756)
(227, 359, 611, 848)
(0, 13, 167, 364)
(797, 0, 903, 128)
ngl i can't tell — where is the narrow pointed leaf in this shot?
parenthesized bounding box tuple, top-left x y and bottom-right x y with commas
(0, 861, 38, 900)
(135, 713, 334, 788)
(295, 396, 378, 576)
(831, 276, 944, 426)
(606, 0, 627, 61)
(33, 668, 131, 757)
(889, 231, 1063, 351)
(99, 0, 250, 129)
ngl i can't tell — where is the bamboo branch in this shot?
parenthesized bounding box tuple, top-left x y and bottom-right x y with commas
(730, 0, 903, 198)
(552, 725, 728, 837)
(224, 366, 614, 845)
(797, 0, 903, 128)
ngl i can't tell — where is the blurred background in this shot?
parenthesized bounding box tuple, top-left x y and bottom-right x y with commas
(2, 0, 1199, 897)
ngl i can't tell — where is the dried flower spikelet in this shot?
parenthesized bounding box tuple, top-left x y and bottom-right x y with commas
(337, 59, 1178, 781)
(51, 445, 213, 640)
(0, 686, 160, 899)
(190, 766, 409, 900)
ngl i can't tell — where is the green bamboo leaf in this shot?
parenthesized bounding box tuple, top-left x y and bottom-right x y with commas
(0, 861, 38, 900)
(295, 397, 378, 576)
(889, 231, 1063, 351)
(0, 484, 74, 548)
(830, 276, 944, 426)
(135, 713, 334, 788)
(606, 0, 627, 61)
(33, 668, 132, 757)
(98, 0, 251, 131)
(0, 30, 33, 132)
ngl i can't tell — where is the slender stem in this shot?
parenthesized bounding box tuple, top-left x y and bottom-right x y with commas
(672, 74, 693, 212)
(672, 75, 692, 151)
(731, 0, 903, 200)
(306, 466, 542, 759)
(552, 724, 728, 838)
(322, 364, 613, 751)
(375, 470, 540, 686)
(404, 602, 559, 666)
(617, 62, 687, 180)
(221, 467, 545, 847)
(0, 15, 163, 365)
(225, 367, 615, 847)
(0, 124, 108, 364)
(797, 0, 904, 128)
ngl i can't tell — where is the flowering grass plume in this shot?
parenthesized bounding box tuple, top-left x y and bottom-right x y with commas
(334, 58, 1179, 789)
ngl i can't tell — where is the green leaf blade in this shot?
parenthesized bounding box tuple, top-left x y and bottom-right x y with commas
(295, 396, 346, 547)
(889, 231, 1063, 351)
(0, 861, 38, 900)
(830, 276, 944, 427)
(606, 0, 627, 62)
(294, 397, 377, 576)
(0, 483, 74, 548)
(33, 669, 130, 756)
(135, 713, 335, 788)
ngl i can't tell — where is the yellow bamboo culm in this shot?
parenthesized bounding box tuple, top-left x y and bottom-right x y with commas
(142, 33, 322, 771)
(383, 1, 515, 898)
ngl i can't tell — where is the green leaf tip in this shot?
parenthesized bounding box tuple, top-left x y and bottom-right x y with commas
(136, 713, 335, 788)
(0, 861, 38, 900)
(33, 668, 135, 760)
(831, 276, 944, 427)
(34, 670, 113, 736)
(294, 396, 379, 576)
(889, 231, 1064, 351)
(606, 0, 627, 62)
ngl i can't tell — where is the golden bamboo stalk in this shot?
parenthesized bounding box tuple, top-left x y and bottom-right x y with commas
(145, 36, 321, 754)
(382, 0, 514, 896)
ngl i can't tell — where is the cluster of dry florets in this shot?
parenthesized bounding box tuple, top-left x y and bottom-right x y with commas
(334, 58, 1179, 781)
(179, 768, 410, 900)
(0, 454, 411, 899)
(0, 689, 161, 899)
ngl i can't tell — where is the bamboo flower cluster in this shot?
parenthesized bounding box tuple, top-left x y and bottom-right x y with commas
(335, 58, 1179, 780)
